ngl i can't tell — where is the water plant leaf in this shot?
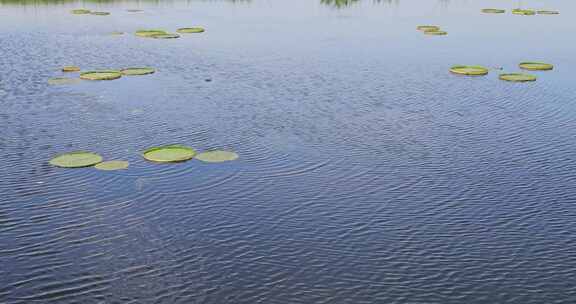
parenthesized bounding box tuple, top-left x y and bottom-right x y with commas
(127, 9, 143, 12)
(142, 145, 196, 163)
(424, 30, 447, 35)
(537, 10, 559, 15)
(48, 77, 81, 85)
(449, 65, 489, 76)
(499, 73, 537, 82)
(177, 27, 205, 33)
(94, 160, 129, 171)
(512, 9, 536, 15)
(121, 68, 155, 76)
(196, 151, 239, 163)
(80, 70, 122, 81)
(90, 12, 110, 16)
(62, 66, 80, 72)
(49, 151, 103, 168)
(71, 9, 91, 14)
(110, 31, 124, 36)
(481, 8, 505, 13)
(416, 25, 440, 31)
(135, 30, 168, 37)
(519, 62, 553, 71)
(151, 33, 180, 39)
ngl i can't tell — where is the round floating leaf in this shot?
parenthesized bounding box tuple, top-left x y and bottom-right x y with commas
(94, 160, 129, 171)
(121, 67, 155, 76)
(48, 77, 81, 85)
(90, 12, 110, 16)
(135, 30, 168, 37)
(512, 9, 536, 15)
(537, 10, 559, 15)
(196, 151, 239, 163)
(417, 25, 440, 31)
(80, 70, 122, 81)
(151, 33, 180, 39)
(450, 65, 489, 76)
(177, 27, 205, 33)
(142, 145, 196, 163)
(62, 66, 80, 72)
(424, 30, 447, 35)
(482, 8, 505, 13)
(71, 9, 91, 14)
(110, 31, 124, 36)
(499, 73, 537, 82)
(519, 62, 553, 71)
(49, 151, 103, 168)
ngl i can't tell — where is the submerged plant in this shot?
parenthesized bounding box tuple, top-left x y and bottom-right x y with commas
(48, 77, 81, 85)
(196, 151, 239, 163)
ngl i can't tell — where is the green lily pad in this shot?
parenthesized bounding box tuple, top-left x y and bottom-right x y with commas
(519, 62, 554, 71)
(196, 151, 239, 163)
(135, 30, 168, 37)
(94, 160, 129, 171)
(142, 145, 196, 163)
(417, 25, 440, 31)
(424, 30, 447, 35)
(151, 33, 180, 39)
(90, 12, 110, 16)
(499, 73, 537, 82)
(49, 151, 103, 168)
(48, 77, 81, 85)
(177, 27, 205, 33)
(110, 31, 124, 36)
(127, 9, 143, 12)
(537, 10, 559, 15)
(62, 66, 80, 72)
(482, 8, 505, 13)
(71, 9, 91, 14)
(450, 65, 489, 76)
(121, 68, 155, 76)
(80, 70, 122, 81)
(512, 9, 536, 15)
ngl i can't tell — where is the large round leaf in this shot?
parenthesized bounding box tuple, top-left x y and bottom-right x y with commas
(95, 160, 129, 171)
(143, 145, 196, 163)
(449, 65, 489, 76)
(121, 68, 155, 76)
(80, 70, 122, 81)
(519, 62, 553, 71)
(50, 151, 103, 168)
(499, 73, 537, 82)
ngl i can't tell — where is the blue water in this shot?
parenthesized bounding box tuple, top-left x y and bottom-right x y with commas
(1, 0, 576, 303)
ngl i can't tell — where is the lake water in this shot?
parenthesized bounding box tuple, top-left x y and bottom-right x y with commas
(1, 0, 576, 303)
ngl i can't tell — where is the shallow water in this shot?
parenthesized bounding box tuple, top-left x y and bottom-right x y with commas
(1, 0, 576, 303)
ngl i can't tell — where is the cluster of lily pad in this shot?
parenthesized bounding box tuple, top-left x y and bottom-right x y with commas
(450, 62, 554, 82)
(416, 25, 447, 36)
(71, 9, 110, 16)
(48, 66, 156, 84)
(481, 8, 559, 15)
(135, 27, 205, 39)
(49, 145, 239, 170)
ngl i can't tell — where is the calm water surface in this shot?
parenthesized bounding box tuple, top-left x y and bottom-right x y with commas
(1, 0, 576, 303)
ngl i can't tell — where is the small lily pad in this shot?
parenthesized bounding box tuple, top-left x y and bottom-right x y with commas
(80, 70, 122, 81)
(519, 62, 553, 71)
(94, 160, 129, 171)
(135, 30, 168, 37)
(499, 73, 536, 82)
(450, 65, 489, 76)
(48, 77, 81, 85)
(512, 9, 536, 15)
(110, 31, 124, 36)
(177, 27, 205, 33)
(49, 151, 103, 168)
(196, 150, 239, 163)
(417, 25, 440, 31)
(537, 10, 559, 15)
(62, 66, 80, 72)
(424, 30, 447, 35)
(142, 145, 196, 163)
(121, 68, 155, 76)
(71, 9, 91, 14)
(482, 8, 505, 13)
(151, 33, 180, 39)
(90, 12, 110, 16)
